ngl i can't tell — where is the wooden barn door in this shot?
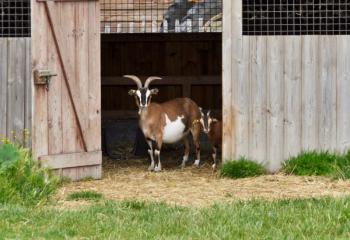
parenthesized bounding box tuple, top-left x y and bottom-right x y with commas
(31, 0, 101, 180)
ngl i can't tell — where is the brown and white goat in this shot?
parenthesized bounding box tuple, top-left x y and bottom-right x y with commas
(125, 75, 202, 172)
(199, 108, 222, 169)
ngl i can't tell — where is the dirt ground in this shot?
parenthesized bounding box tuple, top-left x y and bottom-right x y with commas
(56, 153, 350, 208)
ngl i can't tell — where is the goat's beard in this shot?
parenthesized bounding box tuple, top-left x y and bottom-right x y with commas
(138, 106, 147, 115)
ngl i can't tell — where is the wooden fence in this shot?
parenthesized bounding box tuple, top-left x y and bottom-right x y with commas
(223, 1, 350, 172)
(0, 38, 31, 144)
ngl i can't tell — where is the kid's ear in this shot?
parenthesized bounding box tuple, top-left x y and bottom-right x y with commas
(199, 107, 203, 114)
(150, 88, 159, 95)
(128, 89, 137, 96)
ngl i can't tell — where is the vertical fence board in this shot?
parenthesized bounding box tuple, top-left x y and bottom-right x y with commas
(47, 3, 63, 155)
(234, 37, 250, 159)
(283, 37, 302, 159)
(7, 39, 26, 140)
(32, 0, 49, 159)
(249, 36, 267, 164)
(88, 1, 101, 151)
(0, 38, 31, 142)
(336, 36, 350, 153)
(222, 0, 233, 160)
(232, 0, 249, 159)
(24, 38, 32, 146)
(266, 37, 284, 171)
(0, 39, 8, 137)
(318, 36, 337, 150)
(301, 36, 319, 151)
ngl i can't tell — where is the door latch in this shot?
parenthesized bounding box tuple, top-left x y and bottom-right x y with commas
(34, 69, 57, 91)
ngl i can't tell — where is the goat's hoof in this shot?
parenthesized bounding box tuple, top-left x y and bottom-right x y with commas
(193, 160, 200, 167)
(148, 166, 155, 171)
(154, 166, 162, 172)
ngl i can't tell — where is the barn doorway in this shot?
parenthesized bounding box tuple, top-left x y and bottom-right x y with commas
(100, 0, 223, 167)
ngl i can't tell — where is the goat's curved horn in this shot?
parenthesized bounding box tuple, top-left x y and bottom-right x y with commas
(123, 75, 142, 89)
(144, 76, 162, 88)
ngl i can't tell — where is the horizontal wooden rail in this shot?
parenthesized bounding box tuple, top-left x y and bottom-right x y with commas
(101, 33, 222, 42)
(39, 151, 102, 169)
(102, 76, 221, 86)
(38, 0, 98, 2)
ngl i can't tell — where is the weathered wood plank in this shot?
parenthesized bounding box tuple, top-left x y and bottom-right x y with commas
(0, 39, 8, 137)
(45, 1, 88, 151)
(32, 0, 49, 159)
(231, 1, 249, 160)
(47, 3, 63, 155)
(232, 37, 249, 160)
(222, 0, 233, 160)
(7, 39, 26, 141)
(266, 36, 284, 172)
(301, 36, 319, 151)
(336, 36, 350, 153)
(24, 38, 32, 147)
(284, 37, 302, 159)
(76, 1, 89, 139)
(80, 1, 102, 178)
(318, 36, 337, 151)
(60, 2, 82, 153)
(88, 1, 102, 152)
(249, 36, 267, 164)
(39, 151, 102, 169)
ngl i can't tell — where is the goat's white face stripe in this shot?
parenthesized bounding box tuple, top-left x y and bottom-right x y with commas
(146, 89, 151, 100)
(162, 114, 186, 144)
(136, 89, 151, 107)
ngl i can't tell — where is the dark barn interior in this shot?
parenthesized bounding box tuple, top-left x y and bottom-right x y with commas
(100, 0, 222, 161)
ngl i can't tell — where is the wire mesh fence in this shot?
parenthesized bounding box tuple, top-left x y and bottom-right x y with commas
(243, 0, 350, 35)
(101, 0, 223, 33)
(0, 0, 30, 37)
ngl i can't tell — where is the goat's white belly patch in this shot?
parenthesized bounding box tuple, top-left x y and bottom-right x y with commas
(162, 114, 186, 144)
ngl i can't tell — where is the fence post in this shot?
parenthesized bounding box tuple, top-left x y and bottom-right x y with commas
(141, 16, 146, 33)
(163, 19, 168, 33)
(199, 18, 204, 32)
(175, 19, 180, 32)
(186, 19, 192, 32)
(129, 22, 134, 33)
(117, 23, 122, 33)
(152, 17, 157, 33)
(104, 24, 111, 33)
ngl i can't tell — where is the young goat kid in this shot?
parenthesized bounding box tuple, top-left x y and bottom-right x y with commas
(125, 75, 202, 172)
(199, 108, 222, 169)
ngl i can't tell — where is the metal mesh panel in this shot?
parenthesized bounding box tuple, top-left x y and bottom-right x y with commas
(243, 0, 350, 35)
(0, 0, 30, 37)
(101, 0, 222, 33)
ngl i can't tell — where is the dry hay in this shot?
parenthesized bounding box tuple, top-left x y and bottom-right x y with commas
(56, 154, 350, 207)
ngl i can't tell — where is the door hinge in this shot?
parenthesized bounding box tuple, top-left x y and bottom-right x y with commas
(34, 69, 57, 91)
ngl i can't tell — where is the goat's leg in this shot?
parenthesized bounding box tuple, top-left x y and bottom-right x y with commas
(180, 137, 190, 169)
(191, 126, 201, 167)
(147, 140, 155, 171)
(212, 146, 217, 170)
(154, 137, 163, 172)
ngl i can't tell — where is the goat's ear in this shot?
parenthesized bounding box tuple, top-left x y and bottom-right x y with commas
(150, 88, 159, 95)
(212, 118, 219, 122)
(128, 89, 137, 96)
(199, 107, 204, 116)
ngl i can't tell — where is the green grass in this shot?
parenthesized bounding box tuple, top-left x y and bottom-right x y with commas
(282, 150, 350, 179)
(220, 157, 266, 179)
(66, 191, 103, 201)
(1, 198, 350, 239)
(0, 143, 59, 206)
